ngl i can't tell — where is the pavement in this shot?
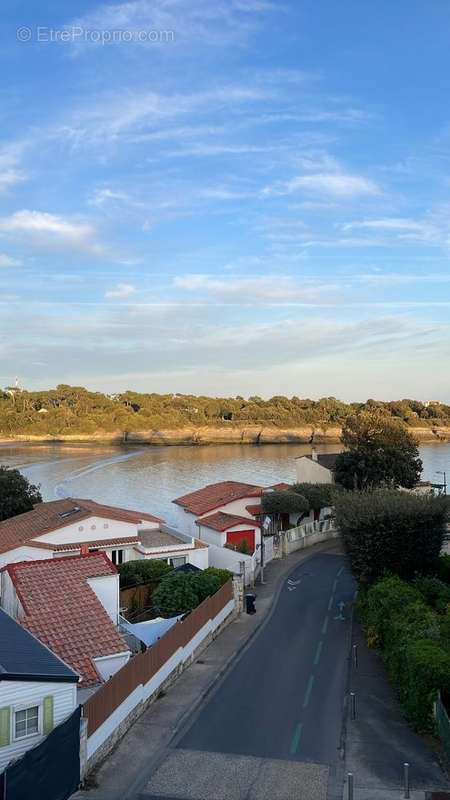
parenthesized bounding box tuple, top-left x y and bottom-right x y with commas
(74, 542, 450, 800)
(74, 541, 342, 800)
(344, 618, 450, 800)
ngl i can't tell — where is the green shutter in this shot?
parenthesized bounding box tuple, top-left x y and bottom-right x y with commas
(0, 707, 10, 747)
(43, 696, 54, 735)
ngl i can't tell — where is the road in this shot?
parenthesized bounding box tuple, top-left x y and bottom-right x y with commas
(143, 552, 355, 800)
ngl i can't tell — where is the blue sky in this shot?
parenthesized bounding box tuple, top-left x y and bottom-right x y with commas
(1, 0, 450, 401)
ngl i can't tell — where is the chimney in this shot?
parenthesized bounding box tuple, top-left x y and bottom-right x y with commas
(80, 544, 89, 556)
(311, 447, 318, 462)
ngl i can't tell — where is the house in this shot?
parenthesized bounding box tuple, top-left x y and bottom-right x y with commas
(173, 481, 288, 583)
(196, 512, 261, 555)
(295, 449, 340, 484)
(0, 553, 131, 687)
(0, 608, 78, 772)
(0, 497, 207, 571)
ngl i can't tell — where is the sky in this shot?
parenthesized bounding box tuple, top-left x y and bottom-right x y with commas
(1, 0, 450, 402)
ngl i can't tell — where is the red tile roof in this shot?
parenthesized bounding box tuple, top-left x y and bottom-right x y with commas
(30, 536, 140, 553)
(3, 553, 129, 686)
(174, 481, 263, 516)
(0, 497, 162, 555)
(245, 504, 263, 516)
(196, 512, 261, 532)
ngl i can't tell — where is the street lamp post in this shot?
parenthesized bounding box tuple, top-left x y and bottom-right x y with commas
(436, 471, 447, 495)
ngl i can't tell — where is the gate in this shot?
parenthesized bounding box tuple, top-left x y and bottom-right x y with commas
(2, 707, 80, 800)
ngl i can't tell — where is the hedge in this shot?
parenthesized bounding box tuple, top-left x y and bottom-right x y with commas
(261, 490, 309, 515)
(335, 489, 447, 586)
(118, 559, 173, 588)
(361, 575, 450, 731)
(291, 483, 339, 511)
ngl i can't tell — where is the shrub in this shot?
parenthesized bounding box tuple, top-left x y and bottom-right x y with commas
(437, 554, 450, 584)
(152, 572, 200, 616)
(335, 489, 447, 585)
(118, 559, 173, 588)
(400, 639, 450, 731)
(363, 576, 424, 644)
(262, 490, 309, 515)
(191, 572, 221, 603)
(203, 567, 233, 586)
(413, 576, 450, 612)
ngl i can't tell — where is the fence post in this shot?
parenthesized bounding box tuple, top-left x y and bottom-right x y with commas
(350, 692, 356, 720)
(352, 644, 358, 669)
(347, 772, 354, 800)
(403, 762, 410, 799)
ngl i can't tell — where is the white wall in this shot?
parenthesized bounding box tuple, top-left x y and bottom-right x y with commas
(206, 544, 257, 585)
(0, 680, 77, 771)
(86, 596, 235, 761)
(93, 652, 130, 682)
(171, 505, 199, 538)
(87, 574, 119, 624)
(35, 517, 141, 546)
(195, 526, 225, 548)
(295, 458, 334, 485)
(0, 546, 51, 570)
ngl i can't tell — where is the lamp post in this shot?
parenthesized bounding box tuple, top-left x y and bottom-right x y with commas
(436, 471, 447, 496)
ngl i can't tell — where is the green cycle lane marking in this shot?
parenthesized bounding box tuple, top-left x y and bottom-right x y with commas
(322, 615, 329, 635)
(303, 675, 315, 708)
(289, 722, 303, 755)
(328, 593, 335, 611)
(336, 566, 344, 577)
(313, 640, 323, 666)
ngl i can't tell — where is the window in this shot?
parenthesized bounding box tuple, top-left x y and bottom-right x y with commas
(169, 556, 187, 568)
(15, 706, 39, 739)
(111, 549, 124, 565)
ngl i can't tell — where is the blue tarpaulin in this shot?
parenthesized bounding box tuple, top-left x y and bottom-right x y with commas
(121, 615, 183, 647)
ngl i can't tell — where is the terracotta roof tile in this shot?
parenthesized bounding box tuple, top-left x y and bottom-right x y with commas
(0, 497, 162, 555)
(3, 553, 129, 686)
(196, 512, 260, 532)
(173, 481, 263, 516)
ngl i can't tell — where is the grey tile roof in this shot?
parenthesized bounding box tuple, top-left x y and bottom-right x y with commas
(0, 609, 78, 683)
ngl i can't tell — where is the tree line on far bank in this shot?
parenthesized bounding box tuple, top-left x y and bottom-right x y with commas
(1, 384, 450, 436)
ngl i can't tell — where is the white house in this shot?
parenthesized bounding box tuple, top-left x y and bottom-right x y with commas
(0, 608, 79, 772)
(0, 497, 207, 571)
(295, 449, 339, 484)
(1, 553, 131, 688)
(173, 481, 288, 583)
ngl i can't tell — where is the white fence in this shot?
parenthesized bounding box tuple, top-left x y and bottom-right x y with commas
(207, 543, 260, 586)
(263, 535, 274, 565)
(283, 519, 339, 555)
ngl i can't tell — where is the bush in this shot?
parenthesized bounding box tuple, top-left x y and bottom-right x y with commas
(413, 576, 450, 612)
(152, 570, 223, 616)
(262, 490, 309, 515)
(437, 554, 450, 584)
(335, 489, 447, 585)
(291, 483, 338, 511)
(118, 559, 173, 588)
(360, 575, 449, 731)
(152, 572, 200, 616)
(203, 567, 233, 586)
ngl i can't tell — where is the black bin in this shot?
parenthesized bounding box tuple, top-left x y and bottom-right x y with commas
(245, 593, 256, 614)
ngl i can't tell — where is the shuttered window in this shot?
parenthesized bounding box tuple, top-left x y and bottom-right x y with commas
(0, 707, 10, 747)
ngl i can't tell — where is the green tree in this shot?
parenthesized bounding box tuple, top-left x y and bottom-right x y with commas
(335, 413, 422, 490)
(118, 559, 173, 588)
(291, 483, 338, 511)
(152, 573, 200, 616)
(261, 490, 309, 515)
(0, 466, 42, 522)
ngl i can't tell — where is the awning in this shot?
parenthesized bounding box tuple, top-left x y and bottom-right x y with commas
(121, 615, 183, 647)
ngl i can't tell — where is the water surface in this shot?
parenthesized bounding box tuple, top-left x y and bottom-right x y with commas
(0, 441, 448, 527)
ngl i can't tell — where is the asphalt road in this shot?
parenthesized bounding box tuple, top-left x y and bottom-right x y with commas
(177, 552, 355, 766)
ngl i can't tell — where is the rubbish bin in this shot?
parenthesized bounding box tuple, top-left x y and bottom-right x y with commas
(245, 593, 256, 614)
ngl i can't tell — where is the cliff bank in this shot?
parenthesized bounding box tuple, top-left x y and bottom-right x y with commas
(1, 424, 450, 446)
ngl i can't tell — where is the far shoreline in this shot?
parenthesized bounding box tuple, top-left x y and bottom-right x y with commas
(1, 424, 450, 448)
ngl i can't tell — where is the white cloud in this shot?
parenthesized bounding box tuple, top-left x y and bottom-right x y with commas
(0, 254, 21, 268)
(0, 145, 26, 192)
(0, 210, 101, 253)
(174, 273, 339, 304)
(285, 173, 380, 197)
(105, 283, 137, 298)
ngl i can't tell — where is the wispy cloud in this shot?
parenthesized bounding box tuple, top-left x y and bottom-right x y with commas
(264, 171, 381, 198)
(0, 254, 21, 268)
(0, 210, 101, 253)
(174, 273, 340, 304)
(105, 282, 137, 298)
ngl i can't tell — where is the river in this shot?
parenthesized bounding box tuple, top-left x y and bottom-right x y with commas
(0, 441, 448, 527)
